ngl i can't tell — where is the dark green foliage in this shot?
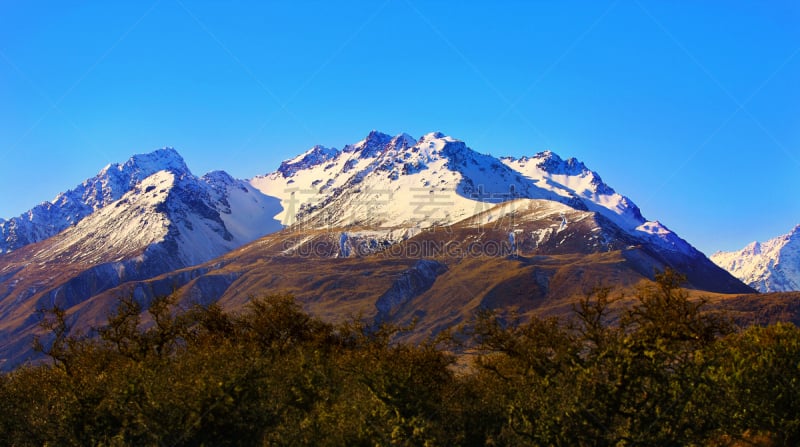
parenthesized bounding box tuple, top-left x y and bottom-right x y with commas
(1, 270, 799, 446)
(711, 322, 800, 445)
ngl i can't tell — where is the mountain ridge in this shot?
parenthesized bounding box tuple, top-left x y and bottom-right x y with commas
(250, 131, 698, 258)
(0, 148, 190, 254)
(0, 130, 757, 369)
(712, 224, 800, 292)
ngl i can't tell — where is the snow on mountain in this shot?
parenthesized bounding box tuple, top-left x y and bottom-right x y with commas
(0, 148, 190, 254)
(0, 135, 756, 371)
(501, 151, 694, 255)
(145, 168, 283, 267)
(2, 131, 694, 261)
(33, 171, 176, 267)
(501, 151, 639, 224)
(0, 148, 283, 262)
(711, 225, 800, 292)
(252, 131, 561, 229)
(251, 131, 698, 256)
(0, 132, 715, 296)
(49, 164, 284, 269)
(250, 131, 395, 226)
(201, 170, 284, 244)
(0, 158, 284, 338)
(277, 145, 341, 177)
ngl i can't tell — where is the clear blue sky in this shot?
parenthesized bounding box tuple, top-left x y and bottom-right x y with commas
(1, 1, 798, 254)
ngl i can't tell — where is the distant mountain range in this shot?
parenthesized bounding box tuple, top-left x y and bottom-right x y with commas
(0, 131, 759, 368)
(712, 225, 800, 292)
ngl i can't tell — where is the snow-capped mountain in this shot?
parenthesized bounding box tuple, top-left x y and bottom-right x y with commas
(0, 148, 282, 258)
(0, 132, 756, 369)
(501, 151, 695, 255)
(712, 225, 800, 292)
(0, 148, 190, 254)
(250, 130, 698, 257)
(0, 149, 282, 321)
(27, 167, 283, 271)
(0, 132, 747, 308)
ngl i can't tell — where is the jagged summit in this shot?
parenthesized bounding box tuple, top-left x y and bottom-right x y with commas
(502, 151, 643, 228)
(387, 133, 416, 151)
(712, 224, 800, 292)
(503, 151, 594, 182)
(250, 131, 693, 258)
(73, 147, 192, 205)
(419, 130, 446, 140)
(108, 146, 189, 176)
(202, 170, 236, 186)
(278, 145, 340, 178)
(535, 151, 587, 176)
(0, 147, 280, 255)
(0, 147, 193, 253)
(344, 130, 393, 158)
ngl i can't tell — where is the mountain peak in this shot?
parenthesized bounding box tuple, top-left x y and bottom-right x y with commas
(86, 147, 192, 206)
(366, 129, 391, 140)
(202, 170, 236, 186)
(420, 131, 445, 140)
(531, 150, 588, 176)
(1, 147, 194, 254)
(712, 223, 800, 292)
(507, 150, 589, 176)
(110, 147, 190, 178)
(343, 130, 393, 158)
(278, 144, 340, 177)
(743, 240, 762, 256)
(388, 133, 416, 151)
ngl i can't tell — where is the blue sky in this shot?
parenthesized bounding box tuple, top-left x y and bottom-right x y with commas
(1, 1, 798, 254)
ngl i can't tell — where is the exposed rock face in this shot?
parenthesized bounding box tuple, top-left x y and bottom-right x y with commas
(376, 260, 447, 320)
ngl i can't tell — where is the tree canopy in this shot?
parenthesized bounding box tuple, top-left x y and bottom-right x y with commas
(1, 270, 798, 446)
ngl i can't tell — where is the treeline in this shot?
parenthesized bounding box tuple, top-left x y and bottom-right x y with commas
(1, 270, 799, 446)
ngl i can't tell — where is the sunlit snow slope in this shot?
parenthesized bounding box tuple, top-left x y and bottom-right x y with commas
(712, 225, 800, 292)
(251, 131, 698, 256)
